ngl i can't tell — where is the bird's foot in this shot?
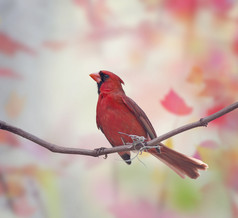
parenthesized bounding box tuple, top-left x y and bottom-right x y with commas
(118, 132, 146, 152)
(130, 135, 146, 145)
(94, 147, 108, 159)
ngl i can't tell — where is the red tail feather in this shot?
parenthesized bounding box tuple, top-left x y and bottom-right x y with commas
(149, 144, 208, 179)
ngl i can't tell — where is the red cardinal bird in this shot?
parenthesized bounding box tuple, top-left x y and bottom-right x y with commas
(90, 70, 208, 179)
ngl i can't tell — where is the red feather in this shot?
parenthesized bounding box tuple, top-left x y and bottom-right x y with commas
(90, 71, 208, 179)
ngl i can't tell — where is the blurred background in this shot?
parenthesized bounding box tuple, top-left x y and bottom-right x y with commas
(0, 0, 238, 217)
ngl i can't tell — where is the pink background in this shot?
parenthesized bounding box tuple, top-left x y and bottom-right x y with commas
(0, 1, 238, 217)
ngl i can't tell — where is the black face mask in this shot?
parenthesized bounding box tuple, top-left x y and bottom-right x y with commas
(97, 71, 110, 94)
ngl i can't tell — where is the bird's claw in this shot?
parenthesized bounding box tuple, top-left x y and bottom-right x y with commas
(94, 147, 108, 159)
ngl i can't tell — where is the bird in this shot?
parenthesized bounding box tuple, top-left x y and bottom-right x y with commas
(90, 70, 208, 179)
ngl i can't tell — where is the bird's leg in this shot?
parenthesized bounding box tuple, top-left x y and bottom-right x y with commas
(120, 136, 126, 145)
(94, 147, 108, 159)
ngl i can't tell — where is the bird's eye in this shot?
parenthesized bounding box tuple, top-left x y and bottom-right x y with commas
(103, 74, 109, 80)
(100, 72, 110, 82)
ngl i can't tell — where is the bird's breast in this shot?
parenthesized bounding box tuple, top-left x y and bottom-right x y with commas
(96, 94, 147, 146)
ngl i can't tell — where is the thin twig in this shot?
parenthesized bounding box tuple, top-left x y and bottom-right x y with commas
(148, 101, 238, 147)
(0, 102, 237, 157)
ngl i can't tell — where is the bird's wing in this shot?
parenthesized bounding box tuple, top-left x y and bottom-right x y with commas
(96, 113, 102, 131)
(122, 95, 157, 139)
(96, 107, 103, 132)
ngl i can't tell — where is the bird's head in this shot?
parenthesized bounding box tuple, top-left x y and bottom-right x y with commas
(90, 70, 124, 94)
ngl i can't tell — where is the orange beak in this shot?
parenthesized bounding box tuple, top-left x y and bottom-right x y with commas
(90, 73, 101, 83)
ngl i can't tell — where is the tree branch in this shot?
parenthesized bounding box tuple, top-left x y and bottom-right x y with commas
(0, 102, 238, 158)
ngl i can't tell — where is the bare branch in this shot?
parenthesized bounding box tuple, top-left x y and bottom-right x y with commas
(0, 102, 238, 157)
(148, 101, 238, 146)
